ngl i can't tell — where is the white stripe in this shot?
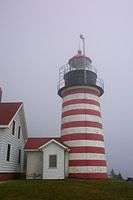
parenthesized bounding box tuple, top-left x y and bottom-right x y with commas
(61, 127, 103, 135)
(69, 166, 107, 173)
(69, 153, 106, 160)
(62, 115, 102, 124)
(63, 140, 105, 148)
(63, 104, 101, 112)
(63, 93, 99, 102)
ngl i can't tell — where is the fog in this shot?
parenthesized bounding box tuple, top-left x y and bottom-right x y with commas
(0, 0, 133, 178)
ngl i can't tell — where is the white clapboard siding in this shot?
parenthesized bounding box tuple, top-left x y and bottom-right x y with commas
(0, 109, 26, 173)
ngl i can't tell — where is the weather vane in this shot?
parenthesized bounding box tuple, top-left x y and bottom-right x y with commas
(80, 34, 85, 55)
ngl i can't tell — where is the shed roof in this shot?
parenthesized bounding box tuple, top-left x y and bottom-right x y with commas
(25, 137, 67, 150)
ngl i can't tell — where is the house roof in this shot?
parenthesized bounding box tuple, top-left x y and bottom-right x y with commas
(25, 137, 67, 150)
(0, 102, 22, 126)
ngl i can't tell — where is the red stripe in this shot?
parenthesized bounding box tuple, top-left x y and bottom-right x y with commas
(70, 146, 105, 154)
(63, 99, 100, 107)
(61, 133, 104, 141)
(69, 160, 106, 166)
(62, 88, 100, 97)
(69, 173, 108, 179)
(62, 109, 101, 117)
(61, 121, 102, 129)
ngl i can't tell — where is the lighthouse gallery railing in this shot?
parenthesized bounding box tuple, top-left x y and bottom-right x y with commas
(57, 64, 104, 91)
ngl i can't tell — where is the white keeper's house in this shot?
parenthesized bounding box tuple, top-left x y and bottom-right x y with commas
(0, 88, 28, 181)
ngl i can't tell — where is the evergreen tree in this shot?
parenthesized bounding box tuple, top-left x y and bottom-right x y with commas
(117, 172, 123, 180)
(110, 168, 116, 178)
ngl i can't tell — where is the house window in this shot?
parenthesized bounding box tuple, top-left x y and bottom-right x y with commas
(49, 155, 57, 168)
(18, 126, 21, 139)
(6, 144, 11, 161)
(18, 149, 21, 164)
(12, 120, 15, 135)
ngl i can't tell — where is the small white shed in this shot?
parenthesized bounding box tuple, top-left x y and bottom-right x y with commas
(25, 138, 69, 179)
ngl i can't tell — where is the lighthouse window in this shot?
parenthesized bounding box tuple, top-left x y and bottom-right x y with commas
(49, 155, 57, 168)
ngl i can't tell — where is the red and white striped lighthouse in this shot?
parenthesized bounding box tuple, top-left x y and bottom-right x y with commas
(58, 36, 107, 179)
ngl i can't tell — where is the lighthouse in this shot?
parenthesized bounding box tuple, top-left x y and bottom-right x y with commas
(58, 35, 107, 179)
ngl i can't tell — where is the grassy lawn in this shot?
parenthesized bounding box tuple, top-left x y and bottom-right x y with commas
(0, 179, 133, 200)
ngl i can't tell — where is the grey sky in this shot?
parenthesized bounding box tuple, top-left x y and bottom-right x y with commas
(0, 0, 133, 178)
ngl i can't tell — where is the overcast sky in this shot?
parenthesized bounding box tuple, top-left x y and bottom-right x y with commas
(0, 0, 133, 178)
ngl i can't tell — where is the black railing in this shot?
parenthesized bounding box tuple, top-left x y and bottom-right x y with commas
(57, 64, 104, 91)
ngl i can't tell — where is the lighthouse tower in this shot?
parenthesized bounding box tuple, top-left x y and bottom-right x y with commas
(58, 36, 107, 179)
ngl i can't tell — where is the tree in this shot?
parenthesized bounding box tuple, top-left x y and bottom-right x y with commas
(110, 168, 116, 178)
(117, 172, 123, 180)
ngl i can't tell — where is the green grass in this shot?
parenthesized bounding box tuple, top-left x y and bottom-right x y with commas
(0, 179, 133, 200)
